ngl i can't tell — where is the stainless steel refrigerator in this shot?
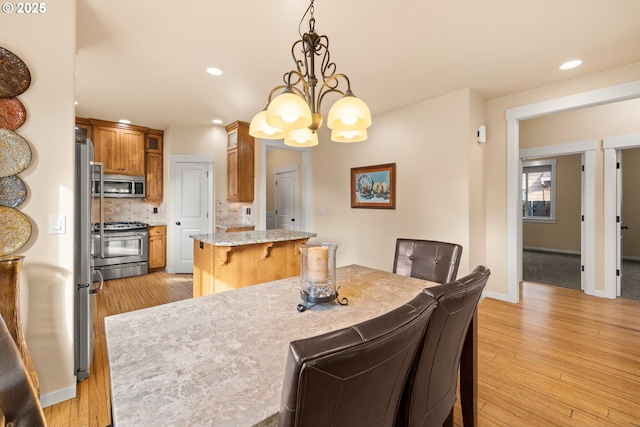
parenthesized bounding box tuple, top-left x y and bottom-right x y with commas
(74, 138, 104, 381)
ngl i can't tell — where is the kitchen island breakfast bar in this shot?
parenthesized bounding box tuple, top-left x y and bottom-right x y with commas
(190, 229, 317, 297)
(105, 265, 479, 427)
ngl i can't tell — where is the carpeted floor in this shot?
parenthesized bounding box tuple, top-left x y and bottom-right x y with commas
(522, 249, 640, 301)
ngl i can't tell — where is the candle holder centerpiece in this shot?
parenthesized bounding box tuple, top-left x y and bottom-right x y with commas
(297, 242, 348, 312)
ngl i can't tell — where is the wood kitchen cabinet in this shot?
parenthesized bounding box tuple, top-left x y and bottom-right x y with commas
(75, 117, 92, 141)
(225, 121, 254, 203)
(145, 129, 164, 204)
(91, 120, 146, 176)
(75, 118, 165, 204)
(148, 225, 166, 270)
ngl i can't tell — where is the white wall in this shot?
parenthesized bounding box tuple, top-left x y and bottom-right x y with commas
(309, 89, 486, 276)
(1, 0, 77, 406)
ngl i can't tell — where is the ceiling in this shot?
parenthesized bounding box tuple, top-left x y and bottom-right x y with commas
(75, 0, 640, 131)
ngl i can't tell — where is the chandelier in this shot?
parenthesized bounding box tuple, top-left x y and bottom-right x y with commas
(249, 0, 371, 147)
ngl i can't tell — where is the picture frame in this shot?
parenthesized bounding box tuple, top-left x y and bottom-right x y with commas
(350, 163, 396, 209)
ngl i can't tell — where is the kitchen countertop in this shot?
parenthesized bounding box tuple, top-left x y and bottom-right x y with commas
(146, 222, 166, 227)
(190, 229, 316, 246)
(216, 223, 254, 230)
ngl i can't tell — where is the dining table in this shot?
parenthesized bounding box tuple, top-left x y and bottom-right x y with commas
(104, 264, 478, 427)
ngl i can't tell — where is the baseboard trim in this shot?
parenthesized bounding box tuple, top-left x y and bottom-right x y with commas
(40, 383, 76, 408)
(525, 247, 640, 262)
(484, 290, 516, 303)
(523, 247, 580, 256)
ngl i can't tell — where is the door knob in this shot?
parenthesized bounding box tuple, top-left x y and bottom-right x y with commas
(176, 221, 181, 225)
(291, 218, 295, 221)
(621, 225, 629, 230)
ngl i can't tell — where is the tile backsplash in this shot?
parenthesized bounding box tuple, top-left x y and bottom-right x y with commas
(93, 198, 167, 224)
(91, 198, 254, 227)
(215, 199, 254, 226)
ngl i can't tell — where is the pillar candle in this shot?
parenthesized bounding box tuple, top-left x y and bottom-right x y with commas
(307, 246, 329, 282)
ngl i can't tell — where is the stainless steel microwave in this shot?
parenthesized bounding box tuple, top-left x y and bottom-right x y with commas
(94, 174, 145, 198)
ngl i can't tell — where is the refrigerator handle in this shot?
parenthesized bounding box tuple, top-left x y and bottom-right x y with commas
(90, 270, 104, 294)
(93, 162, 105, 259)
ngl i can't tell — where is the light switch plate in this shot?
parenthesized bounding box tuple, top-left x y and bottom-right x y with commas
(49, 215, 66, 234)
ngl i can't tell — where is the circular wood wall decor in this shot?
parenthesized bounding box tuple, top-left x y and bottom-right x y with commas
(0, 47, 31, 98)
(0, 97, 27, 130)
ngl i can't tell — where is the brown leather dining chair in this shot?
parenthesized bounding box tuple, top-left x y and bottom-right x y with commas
(279, 292, 439, 427)
(393, 239, 463, 284)
(0, 315, 47, 427)
(396, 265, 490, 427)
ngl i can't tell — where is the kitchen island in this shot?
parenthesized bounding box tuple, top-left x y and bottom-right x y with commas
(190, 229, 316, 296)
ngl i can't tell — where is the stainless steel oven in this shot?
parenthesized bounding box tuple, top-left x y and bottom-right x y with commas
(92, 222, 149, 280)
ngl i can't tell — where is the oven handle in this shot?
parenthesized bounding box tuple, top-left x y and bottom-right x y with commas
(100, 232, 149, 241)
(90, 269, 104, 294)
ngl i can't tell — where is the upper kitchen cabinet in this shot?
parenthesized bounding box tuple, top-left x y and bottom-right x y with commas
(91, 119, 146, 176)
(76, 118, 165, 204)
(75, 117, 92, 141)
(225, 121, 254, 203)
(145, 129, 163, 204)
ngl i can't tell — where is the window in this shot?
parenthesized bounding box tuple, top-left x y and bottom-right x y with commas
(522, 159, 556, 222)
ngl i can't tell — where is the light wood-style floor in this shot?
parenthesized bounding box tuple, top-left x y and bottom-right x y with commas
(43, 273, 640, 427)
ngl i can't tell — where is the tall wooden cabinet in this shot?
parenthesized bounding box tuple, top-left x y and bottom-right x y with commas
(225, 121, 254, 203)
(145, 130, 163, 205)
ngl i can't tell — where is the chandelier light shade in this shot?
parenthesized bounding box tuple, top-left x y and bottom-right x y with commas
(248, 110, 287, 140)
(331, 128, 368, 143)
(326, 92, 372, 131)
(266, 90, 313, 130)
(284, 128, 319, 147)
(249, 0, 371, 145)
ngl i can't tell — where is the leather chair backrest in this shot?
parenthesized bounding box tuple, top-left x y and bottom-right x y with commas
(397, 266, 490, 427)
(279, 292, 438, 427)
(0, 315, 47, 427)
(393, 239, 463, 284)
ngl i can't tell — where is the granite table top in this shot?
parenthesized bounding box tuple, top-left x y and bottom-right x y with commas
(190, 229, 317, 247)
(105, 265, 437, 427)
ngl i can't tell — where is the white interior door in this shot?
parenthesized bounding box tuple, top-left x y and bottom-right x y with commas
(616, 150, 623, 296)
(580, 154, 585, 291)
(275, 168, 298, 230)
(172, 162, 209, 273)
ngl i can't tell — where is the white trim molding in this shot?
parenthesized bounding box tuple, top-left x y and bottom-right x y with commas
(603, 133, 640, 299)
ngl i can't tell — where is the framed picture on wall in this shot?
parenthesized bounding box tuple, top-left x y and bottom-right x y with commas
(350, 163, 396, 209)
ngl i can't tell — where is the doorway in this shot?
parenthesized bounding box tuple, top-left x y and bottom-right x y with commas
(506, 80, 640, 303)
(260, 141, 311, 232)
(521, 154, 584, 291)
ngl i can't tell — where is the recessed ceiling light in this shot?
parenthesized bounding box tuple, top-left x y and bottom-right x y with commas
(206, 67, 223, 76)
(119, 119, 131, 124)
(560, 60, 582, 70)
(212, 119, 223, 125)
(74, 101, 79, 105)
